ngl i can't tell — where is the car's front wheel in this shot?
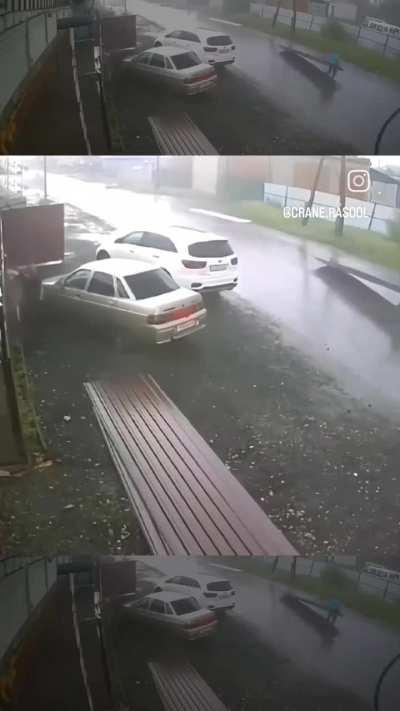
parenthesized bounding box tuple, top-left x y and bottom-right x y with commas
(154, 41, 162, 47)
(153, 586, 163, 593)
(97, 250, 110, 260)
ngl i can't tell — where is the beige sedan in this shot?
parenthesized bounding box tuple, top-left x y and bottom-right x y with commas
(127, 46, 217, 95)
(40, 259, 207, 344)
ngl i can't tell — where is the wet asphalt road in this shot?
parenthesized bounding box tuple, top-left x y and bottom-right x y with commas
(108, 557, 400, 711)
(2, 173, 400, 559)
(115, 0, 400, 154)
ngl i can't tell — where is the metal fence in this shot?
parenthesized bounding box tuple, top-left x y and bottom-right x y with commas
(264, 183, 400, 237)
(0, 557, 57, 660)
(249, 4, 400, 58)
(272, 557, 400, 603)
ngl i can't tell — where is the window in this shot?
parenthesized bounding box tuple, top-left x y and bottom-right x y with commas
(116, 278, 129, 299)
(166, 30, 183, 38)
(64, 269, 91, 290)
(180, 31, 200, 42)
(116, 231, 144, 245)
(180, 577, 200, 588)
(188, 240, 234, 258)
(150, 599, 166, 614)
(171, 597, 201, 616)
(171, 52, 201, 70)
(141, 233, 177, 252)
(87, 272, 115, 297)
(207, 580, 232, 592)
(136, 53, 151, 65)
(166, 576, 183, 585)
(206, 35, 232, 46)
(150, 54, 165, 68)
(124, 269, 178, 300)
(136, 599, 150, 610)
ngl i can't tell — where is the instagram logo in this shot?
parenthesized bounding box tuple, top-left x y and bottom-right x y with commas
(347, 169, 371, 193)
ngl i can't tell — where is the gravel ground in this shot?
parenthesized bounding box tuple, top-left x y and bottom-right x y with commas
(1, 205, 399, 561)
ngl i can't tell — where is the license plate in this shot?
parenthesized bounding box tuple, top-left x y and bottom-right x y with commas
(176, 319, 198, 332)
(220, 48, 229, 53)
(220, 592, 230, 598)
(210, 264, 227, 271)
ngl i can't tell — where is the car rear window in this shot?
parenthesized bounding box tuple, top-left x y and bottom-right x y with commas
(188, 240, 234, 258)
(124, 269, 178, 300)
(206, 35, 232, 46)
(171, 597, 201, 615)
(171, 51, 201, 70)
(207, 580, 232, 592)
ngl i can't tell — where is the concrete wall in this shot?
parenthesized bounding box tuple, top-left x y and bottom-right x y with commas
(0, 7, 70, 122)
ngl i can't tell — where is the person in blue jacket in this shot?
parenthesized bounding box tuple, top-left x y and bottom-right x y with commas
(327, 52, 340, 78)
(326, 598, 342, 624)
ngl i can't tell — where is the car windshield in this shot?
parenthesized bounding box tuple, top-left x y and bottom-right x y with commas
(171, 597, 201, 615)
(206, 35, 232, 46)
(171, 51, 201, 70)
(124, 269, 178, 300)
(188, 240, 234, 258)
(207, 580, 232, 591)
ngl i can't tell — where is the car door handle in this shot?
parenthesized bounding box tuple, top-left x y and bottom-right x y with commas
(152, 254, 160, 258)
(129, 249, 135, 253)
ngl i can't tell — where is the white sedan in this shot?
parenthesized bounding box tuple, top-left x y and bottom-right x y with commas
(154, 28, 235, 66)
(153, 574, 236, 612)
(127, 46, 217, 95)
(96, 225, 239, 294)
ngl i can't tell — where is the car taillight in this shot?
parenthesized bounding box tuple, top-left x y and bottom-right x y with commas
(182, 259, 207, 269)
(204, 46, 218, 52)
(185, 614, 216, 629)
(204, 592, 218, 598)
(231, 257, 238, 265)
(147, 302, 202, 325)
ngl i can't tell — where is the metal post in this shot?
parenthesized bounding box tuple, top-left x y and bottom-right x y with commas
(383, 580, 389, 600)
(383, 33, 389, 56)
(368, 201, 377, 231)
(302, 156, 324, 225)
(284, 184, 289, 208)
(335, 156, 346, 236)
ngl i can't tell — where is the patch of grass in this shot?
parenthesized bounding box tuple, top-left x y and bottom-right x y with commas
(224, 12, 400, 84)
(230, 558, 400, 630)
(11, 345, 48, 465)
(228, 200, 400, 271)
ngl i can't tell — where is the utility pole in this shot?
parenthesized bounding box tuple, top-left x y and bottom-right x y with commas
(302, 156, 324, 226)
(272, 0, 283, 27)
(43, 156, 48, 202)
(335, 156, 347, 236)
(291, 0, 297, 33)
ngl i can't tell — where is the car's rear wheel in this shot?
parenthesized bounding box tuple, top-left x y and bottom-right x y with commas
(153, 586, 163, 593)
(97, 250, 110, 260)
(154, 41, 162, 47)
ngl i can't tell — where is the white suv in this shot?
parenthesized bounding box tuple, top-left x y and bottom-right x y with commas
(154, 28, 235, 66)
(96, 225, 239, 294)
(153, 575, 236, 612)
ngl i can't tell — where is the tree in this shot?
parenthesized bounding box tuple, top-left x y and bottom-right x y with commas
(272, 0, 284, 28)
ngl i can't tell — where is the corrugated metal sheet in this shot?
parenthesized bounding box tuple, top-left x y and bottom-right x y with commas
(84, 375, 297, 556)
